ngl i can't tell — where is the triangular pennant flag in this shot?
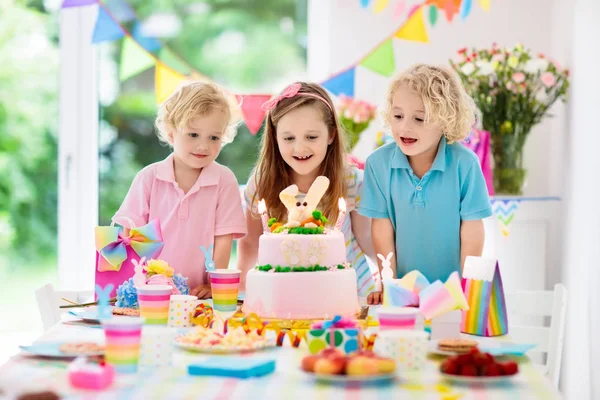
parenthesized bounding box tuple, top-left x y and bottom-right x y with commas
(360, 0, 372, 8)
(92, 6, 125, 43)
(237, 95, 271, 135)
(395, 6, 429, 43)
(322, 68, 355, 97)
(428, 4, 438, 26)
(104, 0, 136, 22)
(360, 39, 395, 77)
(132, 22, 162, 53)
(374, 0, 389, 13)
(119, 36, 156, 81)
(491, 199, 520, 237)
(392, 0, 405, 19)
(155, 63, 187, 104)
(159, 48, 192, 75)
(478, 0, 491, 12)
(62, 0, 97, 7)
(460, 0, 473, 19)
(443, 0, 461, 21)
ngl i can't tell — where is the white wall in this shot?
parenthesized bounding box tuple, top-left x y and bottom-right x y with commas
(309, 0, 568, 198)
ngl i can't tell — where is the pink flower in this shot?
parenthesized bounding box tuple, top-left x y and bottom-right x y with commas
(541, 72, 556, 87)
(512, 72, 525, 83)
(147, 274, 181, 295)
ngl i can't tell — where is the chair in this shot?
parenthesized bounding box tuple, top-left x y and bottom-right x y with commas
(35, 284, 94, 330)
(505, 284, 567, 388)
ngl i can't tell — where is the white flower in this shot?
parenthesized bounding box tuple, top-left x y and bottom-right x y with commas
(475, 61, 494, 76)
(524, 58, 549, 74)
(461, 63, 475, 75)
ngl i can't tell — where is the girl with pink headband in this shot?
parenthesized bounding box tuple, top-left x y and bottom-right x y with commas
(237, 82, 378, 298)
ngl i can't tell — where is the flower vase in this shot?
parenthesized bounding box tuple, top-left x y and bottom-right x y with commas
(493, 168, 527, 195)
(490, 123, 529, 195)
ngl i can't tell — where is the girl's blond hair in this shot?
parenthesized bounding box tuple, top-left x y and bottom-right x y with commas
(250, 82, 348, 223)
(384, 64, 476, 143)
(155, 81, 240, 146)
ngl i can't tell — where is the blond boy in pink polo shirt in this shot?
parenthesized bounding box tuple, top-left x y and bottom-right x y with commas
(113, 82, 247, 298)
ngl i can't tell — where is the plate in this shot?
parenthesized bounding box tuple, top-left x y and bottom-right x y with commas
(301, 370, 397, 385)
(440, 372, 519, 384)
(20, 342, 105, 358)
(477, 343, 536, 356)
(174, 339, 277, 354)
(68, 307, 114, 322)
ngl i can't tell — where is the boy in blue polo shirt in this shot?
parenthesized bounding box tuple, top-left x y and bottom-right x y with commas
(358, 64, 492, 305)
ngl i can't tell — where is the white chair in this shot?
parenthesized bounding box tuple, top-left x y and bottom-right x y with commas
(505, 284, 567, 388)
(35, 284, 94, 330)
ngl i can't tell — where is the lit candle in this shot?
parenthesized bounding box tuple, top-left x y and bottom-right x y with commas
(334, 197, 346, 231)
(257, 199, 270, 233)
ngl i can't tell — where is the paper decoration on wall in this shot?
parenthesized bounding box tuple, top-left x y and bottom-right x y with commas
(119, 36, 156, 81)
(237, 95, 272, 135)
(62, 0, 97, 7)
(360, 0, 372, 8)
(155, 63, 187, 104)
(360, 39, 395, 77)
(374, 0, 390, 13)
(478, 0, 491, 12)
(322, 68, 356, 97)
(491, 199, 520, 237)
(426, 0, 461, 22)
(395, 6, 429, 43)
(393, 0, 406, 19)
(92, 7, 125, 43)
(459, 0, 473, 19)
(428, 5, 438, 25)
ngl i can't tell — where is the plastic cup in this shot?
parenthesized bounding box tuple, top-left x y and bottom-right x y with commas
(103, 316, 144, 374)
(373, 329, 429, 370)
(377, 306, 421, 330)
(209, 269, 241, 312)
(137, 285, 172, 325)
(168, 295, 198, 328)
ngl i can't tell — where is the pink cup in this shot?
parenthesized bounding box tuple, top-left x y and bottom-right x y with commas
(377, 307, 421, 330)
(137, 285, 172, 325)
(103, 317, 144, 374)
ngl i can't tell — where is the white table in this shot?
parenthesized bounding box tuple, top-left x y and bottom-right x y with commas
(0, 318, 561, 400)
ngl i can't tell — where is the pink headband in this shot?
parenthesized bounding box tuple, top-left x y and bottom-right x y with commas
(261, 83, 333, 112)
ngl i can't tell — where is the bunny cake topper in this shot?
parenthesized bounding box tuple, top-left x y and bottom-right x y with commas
(200, 244, 215, 272)
(95, 284, 114, 321)
(280, 176, 330, 228)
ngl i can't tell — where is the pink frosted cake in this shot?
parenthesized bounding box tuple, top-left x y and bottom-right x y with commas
(243, 176, 361, 319)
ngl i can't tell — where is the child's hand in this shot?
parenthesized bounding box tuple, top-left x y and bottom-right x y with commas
(190, 284, 212, 299)
(367, 291, 383, 305)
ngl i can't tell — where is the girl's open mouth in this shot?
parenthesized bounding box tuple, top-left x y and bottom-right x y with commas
(293, 155, 313, 161)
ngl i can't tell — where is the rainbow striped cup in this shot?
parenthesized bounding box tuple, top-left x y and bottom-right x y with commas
(103, 316, 144, 374)
(209, 269, 241, 312)
(137, 285, 172, 325)
(377, 306, 422, 330)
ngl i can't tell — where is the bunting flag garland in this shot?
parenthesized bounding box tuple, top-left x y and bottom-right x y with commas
(155, 63, 187, 104)
(72, 0, 490, 136)
(360, 39, 395, 77)
(119, 36, 156, 82)
(237, 95, 272, 135)
(395, 6, 429, 43)
(92, 6, 125, 43)
(322, 68, 356, 97)
(491, 200, 520, 237)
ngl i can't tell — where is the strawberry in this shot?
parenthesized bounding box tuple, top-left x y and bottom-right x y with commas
(472, 352, 492, 368)
(455, 354, 471, 366)
(500, 361, 519, 376)
(459, 364, 478, 376)
(441, 360, 459, 375)
(481, 363, 501, 377)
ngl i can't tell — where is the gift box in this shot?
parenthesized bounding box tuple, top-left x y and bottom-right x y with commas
(95, 219, 164, 298)
(306, 316, 361, 355)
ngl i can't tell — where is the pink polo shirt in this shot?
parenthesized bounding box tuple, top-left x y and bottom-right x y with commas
(113, 154, 247, 288)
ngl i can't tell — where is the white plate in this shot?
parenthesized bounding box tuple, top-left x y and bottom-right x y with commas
(440, 372, 519, 384)
(301, 370, 396, 385)
(174, 339, 276, 354)
(20, 342, 104, 358)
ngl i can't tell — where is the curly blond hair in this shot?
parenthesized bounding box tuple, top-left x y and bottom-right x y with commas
(383, 64, 476, 143)
(155, 81, 240, 146)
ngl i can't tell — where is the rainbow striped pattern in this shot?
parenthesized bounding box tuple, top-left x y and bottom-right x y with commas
(137, 285, 172, 324)
(209, 270, 241, 312)
(378, 307, 419, 330)
(103, 317, 143, 374)
(460, 259, 508, 337)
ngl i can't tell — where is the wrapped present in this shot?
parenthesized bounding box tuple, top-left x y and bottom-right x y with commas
(306, 315, 360, 354)
(95, 219, 164, 298)
(460, 256, 508, 337)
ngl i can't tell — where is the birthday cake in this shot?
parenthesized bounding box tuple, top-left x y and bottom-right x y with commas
(243, 176, 361, 319)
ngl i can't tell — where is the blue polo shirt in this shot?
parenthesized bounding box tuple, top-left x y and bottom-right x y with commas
(357, 137, 492, 283)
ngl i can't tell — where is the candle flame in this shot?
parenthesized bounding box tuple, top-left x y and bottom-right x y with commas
(258, 199, 266, 214)
(338, 197, 347, 213)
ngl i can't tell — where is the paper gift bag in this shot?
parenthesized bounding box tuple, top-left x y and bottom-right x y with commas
(460, 256, 508, 337)
(462, 129, 494, 196)
(95, 219, 164, 298)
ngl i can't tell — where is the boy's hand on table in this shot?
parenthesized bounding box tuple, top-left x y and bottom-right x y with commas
(190, 284, 212, 299)
(367, 290, 383, 305)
